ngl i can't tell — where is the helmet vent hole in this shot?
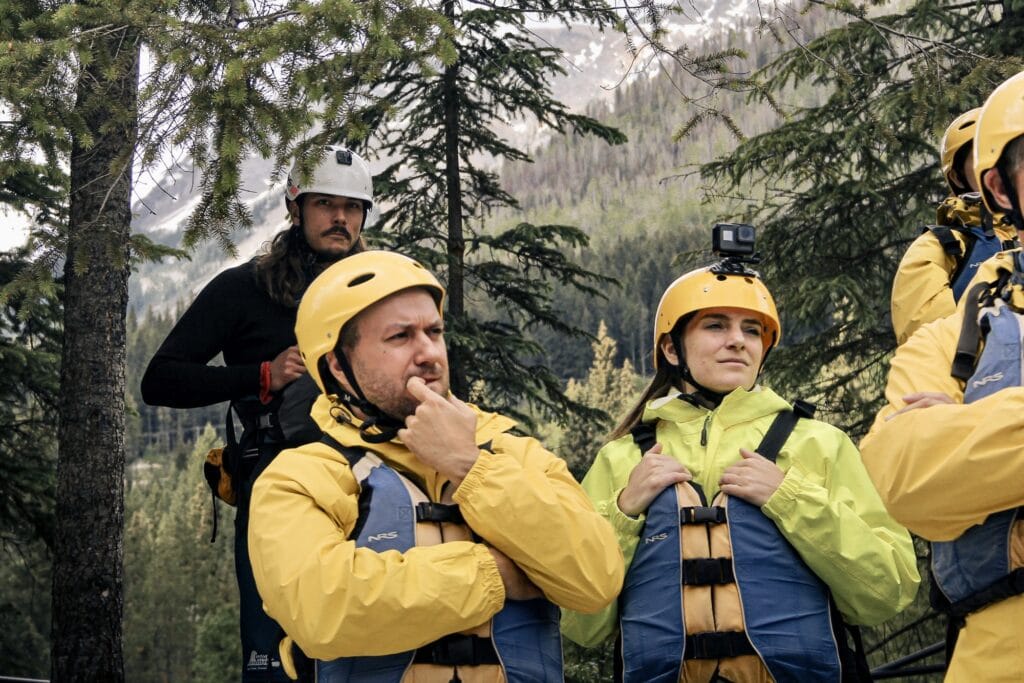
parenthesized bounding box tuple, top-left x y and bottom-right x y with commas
(348, 273, 375, 287)
(716, 274, 727, 281)
(744, 277, 754, 283)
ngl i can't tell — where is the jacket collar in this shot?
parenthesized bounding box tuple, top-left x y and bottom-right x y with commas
(641, 385, 791, 430)
(309, 392, 516, 487)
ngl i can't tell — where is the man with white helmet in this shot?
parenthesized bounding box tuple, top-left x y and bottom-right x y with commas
(247, 250, 624, 682)
(861, 71, 1024, 681)
(142, 146, 374, 682)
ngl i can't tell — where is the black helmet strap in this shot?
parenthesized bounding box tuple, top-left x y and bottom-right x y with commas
(328, 347, 404, 443)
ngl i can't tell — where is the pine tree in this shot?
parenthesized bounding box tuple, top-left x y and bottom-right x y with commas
(561, 321, 640, 478)
(691, 2, 1024, 437)
(359, 0, 627, 424)
(0, 253, 60, 679)
(0, 2, 448, 677)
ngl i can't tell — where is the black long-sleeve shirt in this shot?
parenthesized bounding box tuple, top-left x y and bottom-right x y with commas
(141, 260, 297, 409)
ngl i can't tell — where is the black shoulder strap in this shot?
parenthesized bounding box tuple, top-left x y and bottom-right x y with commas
(755, 400, 816, 463)
(951, 271, 1010, 382)
(320, 432, 369, 466)
(629, 422, 658, 455)
(924, 225, 966, 257)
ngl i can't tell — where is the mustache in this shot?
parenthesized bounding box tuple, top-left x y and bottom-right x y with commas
(321, 226, 350, 238)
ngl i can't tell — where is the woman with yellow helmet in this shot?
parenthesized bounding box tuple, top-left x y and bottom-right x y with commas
(561, 242, 919, 682)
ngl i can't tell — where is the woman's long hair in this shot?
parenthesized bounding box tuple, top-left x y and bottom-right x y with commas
(254, 223, 366, 307)
(606, 360, 679, 442)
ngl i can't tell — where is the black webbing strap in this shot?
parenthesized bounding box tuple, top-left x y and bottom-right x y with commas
(681, 558, 734, 585)
(680, 506, 727, 525)
(684, 631, 757, 660)
(320, 433, 367, 466)
(951, 277, 1001, 381)
(630, 422, 658, 454)
(947, 567, 1024, 620)
(412, 634, 500, 666)
(416, 502, 465, 524)
(925, 225, 966, 257)
(755, 400, 815, 463)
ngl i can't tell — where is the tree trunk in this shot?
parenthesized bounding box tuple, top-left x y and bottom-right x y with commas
(51, 22, 139, 682)
(442, 0, 468, 399)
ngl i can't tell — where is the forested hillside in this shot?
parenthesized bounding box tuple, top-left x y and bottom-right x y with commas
(2, 0, 983, 675)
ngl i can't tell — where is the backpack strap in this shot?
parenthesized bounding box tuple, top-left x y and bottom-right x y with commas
(320, 432, 370, 466)
(754, 399, 815, 463)
(629, 422, 658, 454)
(951, 270, 1011, 382)
(924, 225, 966, 257)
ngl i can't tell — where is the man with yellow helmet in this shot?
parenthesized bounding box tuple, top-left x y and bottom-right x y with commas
(562, 236, 918, 682)
(890, 108, 1017, 345)
(861, 70, 1024, 681)
(246, 250, 623, 682)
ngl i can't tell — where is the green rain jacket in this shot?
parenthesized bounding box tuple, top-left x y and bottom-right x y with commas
(562, 385, 919, 648)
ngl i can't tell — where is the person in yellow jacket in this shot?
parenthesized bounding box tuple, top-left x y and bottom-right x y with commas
(890, 108, 1016, 345)
(247, 251, 624, 682)
(561, 247, 919, 682)
(860, 71, 1024, 682)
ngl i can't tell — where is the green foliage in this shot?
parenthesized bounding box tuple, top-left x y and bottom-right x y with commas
(359, 0, 626, 426)
(123, 425, 238, 682)
(0, 0, 450, 283)
(0, 538, 52, 679)
(558, 321, 642, 478)
(0, 253, 60, 548)
(695, 0, 1024, 436)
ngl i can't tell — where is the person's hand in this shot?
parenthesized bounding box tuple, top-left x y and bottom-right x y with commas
(616, 444, 691, 517)
(719, 448, 784, 507)
(398, 377, 480, 487)
(488, 547, 543, 601)
(886, 391, 955, 420)
(269, 345, 306, 391)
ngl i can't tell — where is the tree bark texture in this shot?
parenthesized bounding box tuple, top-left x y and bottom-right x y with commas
(51, 25, 139, 683)
(442, 0, 468, 399)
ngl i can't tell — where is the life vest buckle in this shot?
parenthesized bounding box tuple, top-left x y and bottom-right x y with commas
(680, 506, 726, 525)
(681, 558, 735, 585)
(412, 634, 500, 667)
(415, 502, 465, 524)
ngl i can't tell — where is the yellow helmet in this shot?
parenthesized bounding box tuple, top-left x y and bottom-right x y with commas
(940, 108, 981, 195)
(296, 251, 446, 393)
(973, 71, 1024, 215)
(653, 268, 781, 369)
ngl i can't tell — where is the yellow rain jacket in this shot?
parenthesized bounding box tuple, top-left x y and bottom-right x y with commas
(248, 394, 624, 672)
(862, 248, 1024, 683)
(890, 197, 1014, 345)
(562, 386, 919, 649)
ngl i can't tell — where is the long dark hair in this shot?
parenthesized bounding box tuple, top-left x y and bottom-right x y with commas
(607, 313, 697, 442)
(254, 223, 366, 307)
(606, 358, 679, 442)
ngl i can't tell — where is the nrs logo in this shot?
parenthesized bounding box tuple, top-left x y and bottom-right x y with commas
(644, 532, 668, 544)
(368, 531, 399, 542)
(972, 372, 1004, 388)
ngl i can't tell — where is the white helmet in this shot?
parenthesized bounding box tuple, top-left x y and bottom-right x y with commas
(285, 146, 374, 208)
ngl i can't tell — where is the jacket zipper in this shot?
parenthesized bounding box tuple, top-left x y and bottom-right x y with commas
(700, 413, 712, 447)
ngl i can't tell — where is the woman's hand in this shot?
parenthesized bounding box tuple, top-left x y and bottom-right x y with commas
(719, 448, 784, 507)
(617, 443, 692, 517)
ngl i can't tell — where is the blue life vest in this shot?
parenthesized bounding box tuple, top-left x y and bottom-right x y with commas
(925, 225, 1006, 302)
(934, 299, 1024, 620)
(316, 439, 563, 683)
(619, 406, 847, 683)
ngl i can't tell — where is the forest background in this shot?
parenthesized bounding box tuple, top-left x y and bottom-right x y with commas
(1, 0, 1021, 679)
